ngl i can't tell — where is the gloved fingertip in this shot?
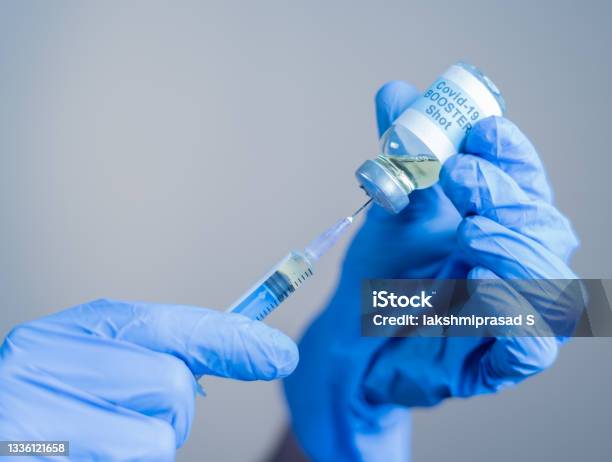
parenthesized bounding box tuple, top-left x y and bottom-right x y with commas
(375, 80, 420, 137)
(487, 337, 558, 383)
(464, 115, 502, 154)
(438, 154, 474, 200)
(258, 326, 300, 380)
(438, 153, 460, 184)
(217, 316, 299, 381)
(465, 115, 529, 161)
(456, 215, 487, 246)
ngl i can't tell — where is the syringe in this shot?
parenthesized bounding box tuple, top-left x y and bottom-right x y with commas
(227, 199, 372, 321)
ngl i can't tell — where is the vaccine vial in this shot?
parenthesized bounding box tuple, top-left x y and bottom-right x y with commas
(355, 61, 506, 213)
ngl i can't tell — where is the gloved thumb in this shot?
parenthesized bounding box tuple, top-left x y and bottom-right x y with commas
(30, 299, 299, 381)
(375, 80, 420, 136)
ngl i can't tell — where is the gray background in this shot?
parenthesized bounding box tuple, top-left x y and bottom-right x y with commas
(0, 0, 610, 460)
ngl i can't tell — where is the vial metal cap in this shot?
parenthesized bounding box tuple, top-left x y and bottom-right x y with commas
(355, 159, 411, 214)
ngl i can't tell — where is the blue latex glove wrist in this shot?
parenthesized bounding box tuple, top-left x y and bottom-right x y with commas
(284, 80, 579, 461)
(0, 299, 298, 460)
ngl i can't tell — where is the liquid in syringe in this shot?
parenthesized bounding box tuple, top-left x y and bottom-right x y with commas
(227, 199, 372, 320)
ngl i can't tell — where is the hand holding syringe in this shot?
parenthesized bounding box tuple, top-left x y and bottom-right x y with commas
(227, 199, 372, 320)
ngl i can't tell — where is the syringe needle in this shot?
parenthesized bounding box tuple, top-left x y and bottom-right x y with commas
(351, 198, 373, 218)
(304, 200, 372, 263)
(303, 217, 352, 263)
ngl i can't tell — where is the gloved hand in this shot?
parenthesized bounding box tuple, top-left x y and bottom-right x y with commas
(284, 80, 579, 461)
(0, 299, 298, 461)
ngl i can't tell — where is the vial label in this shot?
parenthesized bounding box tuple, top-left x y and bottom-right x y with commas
(410, 78, 487, 148)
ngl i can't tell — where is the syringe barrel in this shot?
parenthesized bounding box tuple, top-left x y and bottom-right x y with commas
(227, 251, 314, 320)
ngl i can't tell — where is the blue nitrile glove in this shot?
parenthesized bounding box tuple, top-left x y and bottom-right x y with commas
(0, 299, 298, 461)
(284, 80, 579, 461)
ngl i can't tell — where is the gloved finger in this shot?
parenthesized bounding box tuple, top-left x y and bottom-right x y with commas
(375, 80, 420, 137)
(481, 333, 558, 392)
(466, 265, 584, 339)
(37, 299, 299, 381)
(0, 367, 177, 459)
(450, 268, 559, 393)
(457, 216, 585, 330)
(464, 116, 553, 203)
(3, 324, 197, 446)
(457, 215, 576, 280)
(447, 267, 555, 337)
(440, 154, 578, 261)
(477, 335, 558, 393)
